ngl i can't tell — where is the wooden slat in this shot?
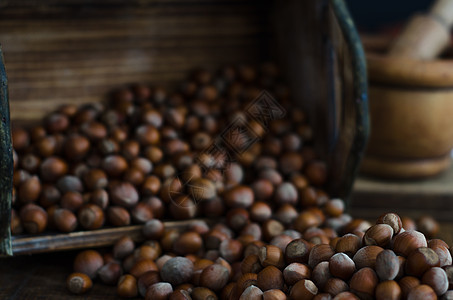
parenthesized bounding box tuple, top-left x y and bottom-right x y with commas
(11, 219, 213, 255)
(0, 0, 270, 122)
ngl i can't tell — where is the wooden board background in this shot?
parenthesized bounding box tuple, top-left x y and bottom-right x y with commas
(0, 0, 271, 123)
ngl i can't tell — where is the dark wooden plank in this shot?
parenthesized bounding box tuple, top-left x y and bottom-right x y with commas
(11, 219, 213, 255)
(351, 164, 453, 221)
(0, 45, 13, 256)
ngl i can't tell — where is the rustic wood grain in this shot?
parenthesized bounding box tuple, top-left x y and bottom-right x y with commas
(351, 164, 453, 221)
(0, 1, 270, 122)
(11, 219, 214, 255)
(0, 45, 13, 256)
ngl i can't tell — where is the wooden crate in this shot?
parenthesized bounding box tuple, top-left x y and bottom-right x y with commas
(0, 0, 368, 255)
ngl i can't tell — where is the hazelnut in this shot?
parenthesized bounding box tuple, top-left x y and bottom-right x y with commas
(417, 216, 440, 239)
(219, 239, 243, 263)
(308, 244, 335, 269)
(60, 191, 84, 212)
(293, 211, 322, 233)
(113, 236, 135, 259)
(241, 254, 263, 274)
(251, 179, 274, 201)
(405, 247, 440, 277)
(20, 204, 48, 234)
(135, 124, 160, 146)
(199, 263, 230, 292)
(90, 188, 109, 209)
(97, 262, 123, 285)
(259, 245, 285, 269)
(143, 219, 165, 240)
(428, 240, 452, 267)
(223, 185, 254, 208)
(130, 259, 158, 278)
(332, 292, 359, 300)
(363, 224, 393, 247)
(285, 238, 312, 264)
(135, 243, 161, 261)
(270, 235, 294, 252)
(312, 262, 331, 290)
(169, 290, 192, 300)
(323, 199, 345, 217)
(329, 253, 356, 280)
(283, 263, 311, 286)
(349, 267, 378, 300)
(130, 202, 154, 224)
(421, 267, 448, 296)
(444, 265, 453, 290)
(375, 280, 401, 300)
(352, 245, 384, 269)
(78, 204, 104, 230)
(18, 176, 42, 203)
(407, 284, 437, 300)
(399, 276, 420, 299)
(393, 230, 427, 257)
(161, 257, 194, 286)
(102, 155, 128, 177)
(257, 266, 284, 291)
(324, 278, 349, 297)
(240, 285, 263, 300)
(377, 213, 403, 235)
(67, 272, 92, 294)
(173, 231, 203, 255)
(263, 289, 287, 300)
(137, 271, 161, 297)
(226, 208, 250, 231)
(40, 156, 68, 182)
(107, 206, 130, 226)
(375, 249, 400, 281)
(73, 250, 104, 279)
(273, 182, 298, 205)
(117, 274, 138, 298)
(289, 279, 318, 300)
(274, 204, 298, 225)
(109, 181, 139, 208)
(191, 287, 217, 300)
(53, 208, 78, 232)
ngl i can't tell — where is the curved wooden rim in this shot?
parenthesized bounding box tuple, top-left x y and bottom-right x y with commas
(367, 53, 453, 88)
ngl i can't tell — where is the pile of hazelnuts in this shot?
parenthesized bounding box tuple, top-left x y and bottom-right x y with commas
(66, 212, 453, 300)
(9, 64, 452, 299)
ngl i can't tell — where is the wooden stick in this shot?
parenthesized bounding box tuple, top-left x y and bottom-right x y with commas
(11, 219, 213, 255)
(0, 45, 13, 256)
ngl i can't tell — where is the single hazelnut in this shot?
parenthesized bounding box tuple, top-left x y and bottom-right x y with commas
(241, 254, 263, 274)
(421, 267, 449, 296)
(20, 204, 48, 234)
(323, 199, 345, 217)
(53, 208, 78, 232)
(398, 276, 420, 299)
(363, 224, 393, 247)
(130, 259, 158, 278)
(67, 272, 92, 294)
(259, 245, 285, 269)
(234, 273, 258, 297)
(117, 274, 138, 298)
(130, 202, 154, 224)
(135, 242, 161, 261)
(405, 247, 440, 277)
(285, 238, 312, 264)
(393, 230, 427, 257)
(102, 155, 128, 177)
(173, 231, 203, 255)
(293, 211, 322, 233)
(417, 216, 440, 239)
(312, 262, 331, 290)
(137, 271, 161, 297)
(274, 204, 298, 225)
(289, 279, 318, 300)
(263, 289, 287, 300)
(109, 181, 139, 208)
(332, 292, 359, 300)
(73, 250, 104, 279)
(308, 244, 335, 269)
(169, 289, 192, 300)
(283, 263, 311, 286)
(352, 245, 384, 270)
(349, 267, 378, 299)
(226, 208, 250, 231)
(113, 236, 135, 259)
(78, 204, 104, 230)
(407, 284, 437, 300)
(240, 285, 263, 300)
(160, 257, 194, 286)
(107, 206, 130, 227)
(375, 249, 400, 281)
(219, 239, 243, 263)
(270, 235, 294, 252)
(97, 262, 123, 285)
(375, 280, 401, 300)
(40, 156, 68, 182)
(143, 219, 165, 240)
(191, 287, 217, 300)
(223, 185, 254, 208)
(324, 278, 349, 297)
(199, 263, 230, 292)
(18, 175, 42, 204)
(329, 253, 356, 280)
